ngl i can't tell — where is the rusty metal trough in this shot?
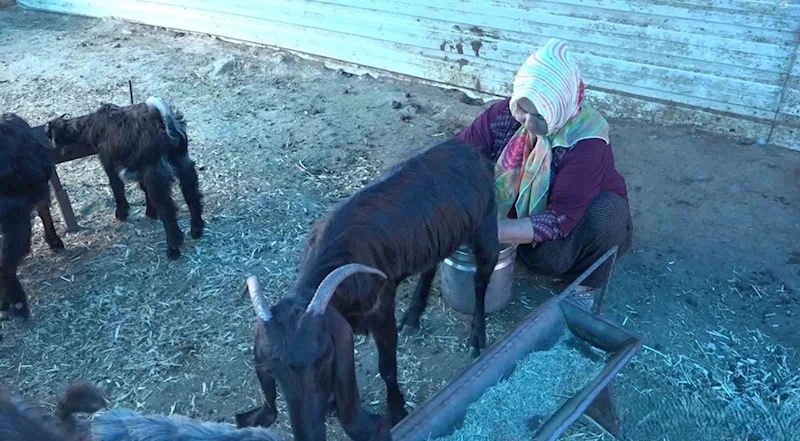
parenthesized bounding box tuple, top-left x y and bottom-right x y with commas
(29, 123, 97, 233)
(391, 247, 642, 441)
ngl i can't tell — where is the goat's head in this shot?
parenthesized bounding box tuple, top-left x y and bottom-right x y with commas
(244, 264, 387, 441)
(43, 113, 73, 154)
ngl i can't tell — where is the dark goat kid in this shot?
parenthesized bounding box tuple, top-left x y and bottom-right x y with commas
(0, 113, 65, 320)
(0, 383, 108, 441)
(45, 97, 204, 260)
(237, 138, 500, 441)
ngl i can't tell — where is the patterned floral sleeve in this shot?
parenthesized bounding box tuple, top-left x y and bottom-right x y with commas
(528, 147, 569, 246)
(529, 211, 568, 245)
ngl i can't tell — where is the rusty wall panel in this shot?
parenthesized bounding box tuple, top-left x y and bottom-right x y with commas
(15, 0, 800, 150)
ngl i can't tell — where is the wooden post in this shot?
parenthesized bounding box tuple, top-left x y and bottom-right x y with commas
(49, 167, 80, 233)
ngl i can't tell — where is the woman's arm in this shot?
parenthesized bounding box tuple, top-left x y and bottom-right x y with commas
(497, 139, 610, 246)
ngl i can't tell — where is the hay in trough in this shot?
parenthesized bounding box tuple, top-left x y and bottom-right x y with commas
(436, 333, 606, 441)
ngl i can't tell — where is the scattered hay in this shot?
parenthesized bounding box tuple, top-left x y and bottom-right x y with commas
(435, 333, 606, 441)
(623, 327, 800, 441)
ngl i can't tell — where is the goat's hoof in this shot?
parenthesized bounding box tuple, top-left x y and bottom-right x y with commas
(166, 248, 181, 260)
(47, 237, 65, 251)
(9, 302, 30, 320)
(399, 323, 420, 336)
(390, 407, 409, 425)
(470, 347, 481, 359)
(190, 222, 204, 239)
(115, 210, 129, 222)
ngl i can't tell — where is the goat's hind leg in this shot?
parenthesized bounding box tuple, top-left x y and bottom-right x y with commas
(36, 199, 64, 251)
(468, 218, 500, 358)
(143, 162, 184, 260)
(397, 267, 436, 335)
(173, 154, 205, 239)
(0, 217, 33, 319)
(138, 181, 158, 220)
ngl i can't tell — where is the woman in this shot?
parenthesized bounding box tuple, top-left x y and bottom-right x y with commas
(456, 39, 633, 308)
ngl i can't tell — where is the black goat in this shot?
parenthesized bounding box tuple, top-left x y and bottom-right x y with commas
(236, 137, 500, 441)
(0, 383, 108, 441)
(44, 97, 204, 260)
(0, 113, 65, 320)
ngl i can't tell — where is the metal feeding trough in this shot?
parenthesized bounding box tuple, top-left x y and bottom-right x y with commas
(391, 246, 642, 441)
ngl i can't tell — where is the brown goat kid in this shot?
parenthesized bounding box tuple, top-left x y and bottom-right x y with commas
(237, 137, 500, 441)
(44, 97, 204, 260)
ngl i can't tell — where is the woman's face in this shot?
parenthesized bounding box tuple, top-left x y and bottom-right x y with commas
(512, 98, 548, 137)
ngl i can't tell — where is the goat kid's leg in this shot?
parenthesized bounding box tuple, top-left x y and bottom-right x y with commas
(372, 291, 409, 426)
(100, 157, 129, 221)
(397, 267, 436, 335)
(36, 200, 64, 251)
(138, 181, 158, 220)
(173, 154, 205, 239)
(468, 223, 500, 358)
(0, 217, 33, 320)
(143, 163, 184, 260)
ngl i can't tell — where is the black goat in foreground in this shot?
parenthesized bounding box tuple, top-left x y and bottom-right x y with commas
(44, 97, 204, 260)
(0, 113, 65, 320)
(236, 137, 500, 441)
(0, 383, 108, 441)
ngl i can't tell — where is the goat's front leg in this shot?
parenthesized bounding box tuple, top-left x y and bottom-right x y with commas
(469, 222, 500, 358)
(328, 310, 391, 441)
(373, 289, 409, 426)
(397, 267, 436, 335)
(138, 181, 158, 220)
(143, 163, 184, 260)
(36, 199, 64, 251)
(99, 156, 129, 221)
(235, 364, 278, 428)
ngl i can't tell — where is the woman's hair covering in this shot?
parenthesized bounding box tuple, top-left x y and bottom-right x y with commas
(509, 38, 584, 136)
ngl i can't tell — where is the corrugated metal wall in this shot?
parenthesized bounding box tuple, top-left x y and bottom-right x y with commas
(15, 0, 800, 151)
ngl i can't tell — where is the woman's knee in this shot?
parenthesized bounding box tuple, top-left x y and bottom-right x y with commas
(517, 242, 574, 276)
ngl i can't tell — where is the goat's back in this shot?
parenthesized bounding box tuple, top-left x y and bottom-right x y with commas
(304, 137, 496, 283)
(82, 103, 172, 168)
(91, 408, 291, 441)
(0, 113, 53, 201)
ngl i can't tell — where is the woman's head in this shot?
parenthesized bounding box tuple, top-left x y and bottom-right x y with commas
(510, 39, 584, 137)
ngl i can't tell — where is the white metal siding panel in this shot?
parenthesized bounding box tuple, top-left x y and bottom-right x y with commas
(772, 48, 800, 151)
(16, 0, 800, 150)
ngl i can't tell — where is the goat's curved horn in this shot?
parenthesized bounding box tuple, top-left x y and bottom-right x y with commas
(245, 276, 272, 322)
(306, 264, 387, 315)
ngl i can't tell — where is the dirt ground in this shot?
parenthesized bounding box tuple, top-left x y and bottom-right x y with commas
(1, 6, 799, 441)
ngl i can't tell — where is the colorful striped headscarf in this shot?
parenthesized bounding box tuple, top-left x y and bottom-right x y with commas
(495, 39, 610, 219)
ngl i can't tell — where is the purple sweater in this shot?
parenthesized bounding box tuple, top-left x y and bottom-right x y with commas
(457, 98, 628, 245)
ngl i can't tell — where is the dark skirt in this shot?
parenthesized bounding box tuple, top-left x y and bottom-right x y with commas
(516, 191, 633, 288)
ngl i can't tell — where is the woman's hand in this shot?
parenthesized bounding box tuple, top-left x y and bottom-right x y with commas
(498, 218, 535, 245)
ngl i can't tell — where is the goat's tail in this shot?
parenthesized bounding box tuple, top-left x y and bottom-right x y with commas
(145, 96, 188, 149)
